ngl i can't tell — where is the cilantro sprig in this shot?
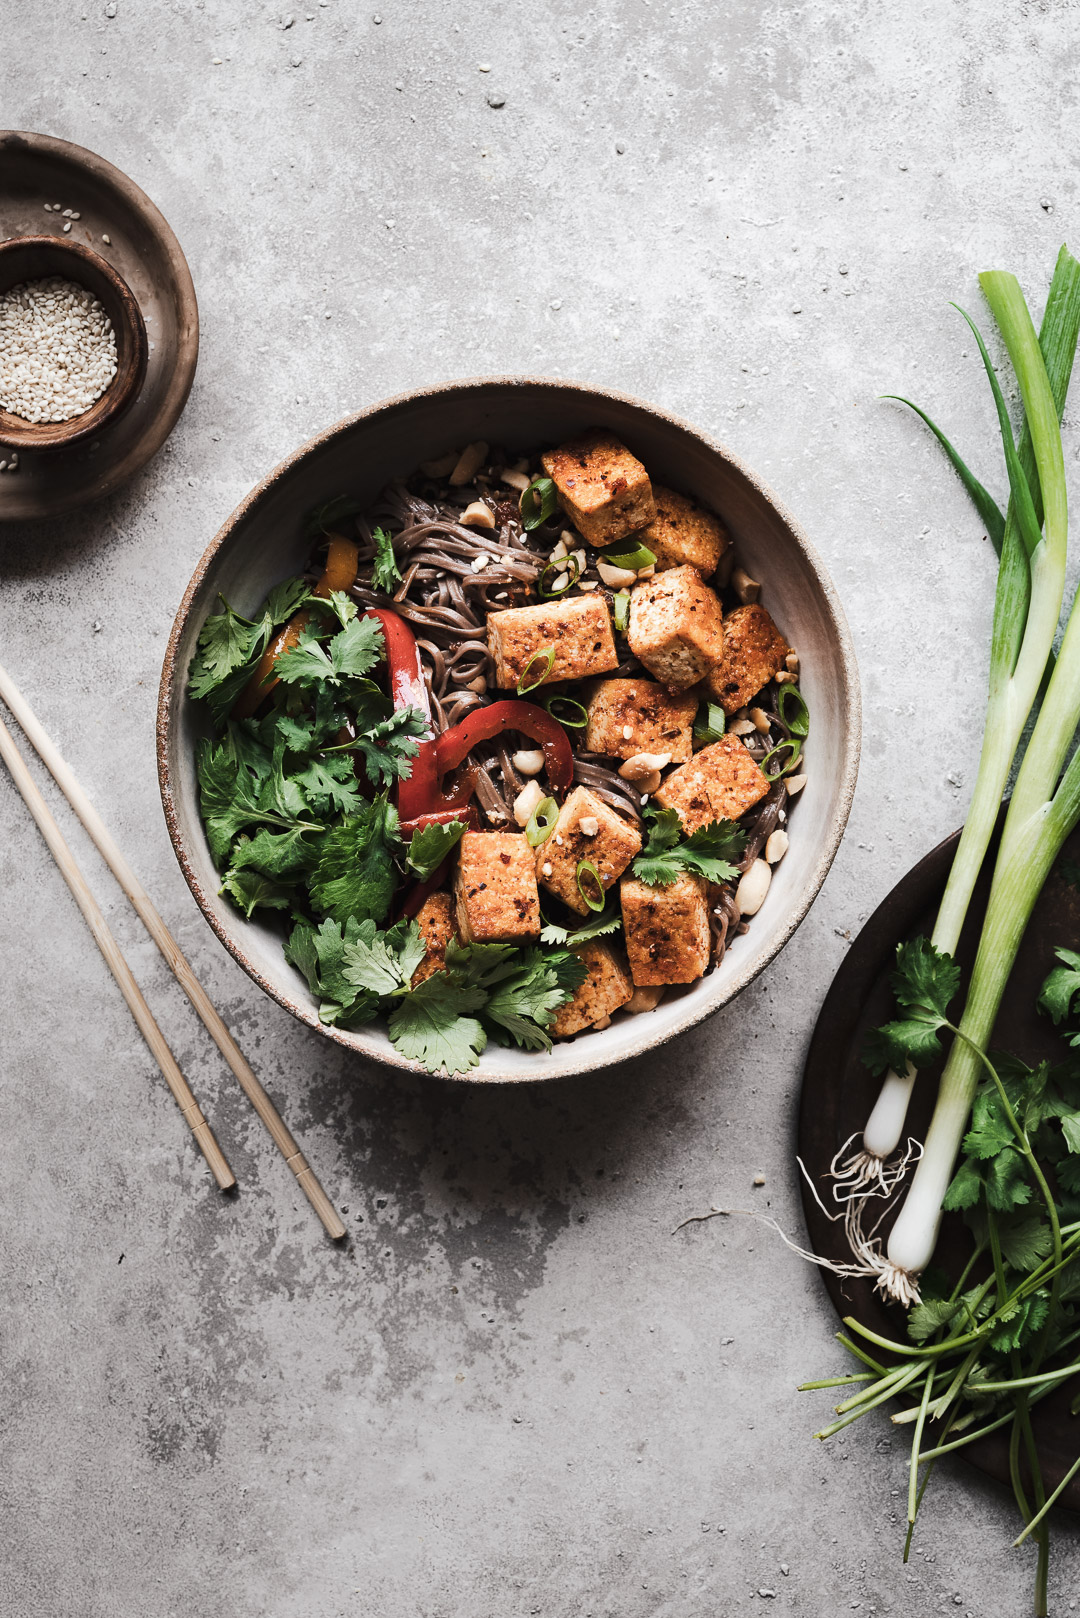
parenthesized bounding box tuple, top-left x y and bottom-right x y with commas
(631, 806, 746, 888)
(284, 918, 586, 1072)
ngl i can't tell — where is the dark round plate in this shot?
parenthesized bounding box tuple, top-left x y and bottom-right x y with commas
(799, 812, 1080, 1507)
(0, 130, 198, 520)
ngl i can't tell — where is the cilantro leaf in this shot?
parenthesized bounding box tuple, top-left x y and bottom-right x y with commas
(631, 808, 746, 888)
(228, 826, 319, 882)
(220, 868, 293, 918)
(381, 919, 429, 986)
(387, 974, 488, 1073)
(307, 795, 402, 926)
(273, 625, 338, 689)
(891, 937, 961, 1021)
(405, 819, 466, 880)
(540, 902, 622, 947)
(291, 753, 364, 818)
(372, 525, 403, 594)
(196, 738, 318, 866)
(997, 1213, 1052, 1274)
(989, 1291, 1050, 1355)
(482, 946, 587, 1050)
(189, 599, 259, 698)
(340, 919, 423, 998)
(942, 1156, 984, 1211)
(347, 708, 429, 787)
(862, 1015, 949, 1076)
(862, 937, 960, 1074)
(263, 576, 312, 628)
(330, 614, 385, 679)
(907, 1296, 961, 1344)
(284, 916, 381, 1026)
(1038, 947, 1080, 1030)
(984, 1147, 1033, 1212)
(188, 578, 309, 714)
(274, 616, 386, 691)
(313, 590, 358, 629)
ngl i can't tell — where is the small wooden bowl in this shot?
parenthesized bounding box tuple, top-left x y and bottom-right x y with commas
(0, 235, 148, 450)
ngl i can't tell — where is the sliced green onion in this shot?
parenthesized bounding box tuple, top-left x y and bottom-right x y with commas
(576, 859, 607, 912)
(761, 737, 803, 781)
(544, 693, 588, 728)
(613, 589, 631, 633)
(517, 647, 555, 694)
(693, 701, 726, 745)
(778, 683, 810, 738)
(538, 554, 581, 598)
(520, 475, 559, 531)
(604, 543, 656, 571)
(526, 795, 559, 846)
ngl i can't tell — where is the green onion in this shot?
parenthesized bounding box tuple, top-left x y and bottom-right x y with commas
(613, 589, 631, 633)
(516, 647, 555, 694)
(526, 795, 559, 846)
(851, 246, 1080, 1187)
(760, 737, 802, 781)
(543, 693, 588, 728)
(885, 264, 1078, 1296)
(604, 542, 656, 571)
(777, 683, 809, 738)
(538, 554, 580, 598)
(575, 859, 606, 912)
(693, 701, 726, 745)
(519, 475, 559, 531)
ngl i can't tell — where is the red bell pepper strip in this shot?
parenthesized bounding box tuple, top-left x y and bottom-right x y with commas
(433, 699, 574, 794)
(397, 861, 452, 921)
(361, 607, 441, 822)
(398, 805, 479, 839)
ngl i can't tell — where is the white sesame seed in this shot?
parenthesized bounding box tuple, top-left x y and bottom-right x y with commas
(0, 276, 118, 422)
(62, 221, 72, 232)
(101, 234, 111, 245)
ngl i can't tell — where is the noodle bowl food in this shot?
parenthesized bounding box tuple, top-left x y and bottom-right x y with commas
(186, 428, 809, 1076)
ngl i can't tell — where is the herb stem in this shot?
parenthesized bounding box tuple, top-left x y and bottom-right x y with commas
(907, 1368, 935, 1528)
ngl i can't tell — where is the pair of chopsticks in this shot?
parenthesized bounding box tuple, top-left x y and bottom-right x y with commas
(0, 662, 345, 1240)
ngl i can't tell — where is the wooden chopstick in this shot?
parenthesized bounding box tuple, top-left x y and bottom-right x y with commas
(0, 710, 236, 1190)
(0, 664, 346, 1240)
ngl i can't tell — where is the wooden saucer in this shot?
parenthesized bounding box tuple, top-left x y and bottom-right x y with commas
(0, 131, 198, 520)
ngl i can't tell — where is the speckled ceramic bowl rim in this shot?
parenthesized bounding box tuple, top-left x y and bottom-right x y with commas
(157, 376, 861, 1082)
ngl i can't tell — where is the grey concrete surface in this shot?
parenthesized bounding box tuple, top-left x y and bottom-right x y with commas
(2, 2, 1079, 1613)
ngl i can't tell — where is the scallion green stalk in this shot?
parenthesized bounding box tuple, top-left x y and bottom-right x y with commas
(886, 265, 1080, 1291)
(859, 250, 1080, 1169)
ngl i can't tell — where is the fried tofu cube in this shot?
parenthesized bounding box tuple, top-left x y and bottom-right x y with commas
(583, 677, 698, 763)
(411, 892, 455, 985)
(551, 940, 634, 1036)
(488, 594, 618, 689)
(620, 872, 711, 986)
(705, 604, 791, 715)
(638, 485, 729, 577)
(454, 832, 541, 943)
(627, 565, 725, 690)
(536, 786, 642, 915)
(654, 734, 770, 833)
(541, 429, 656, 547)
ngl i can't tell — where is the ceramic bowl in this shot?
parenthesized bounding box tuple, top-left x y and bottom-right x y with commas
(158, 377, 861, 1083)
(0, 235, 148, 450)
